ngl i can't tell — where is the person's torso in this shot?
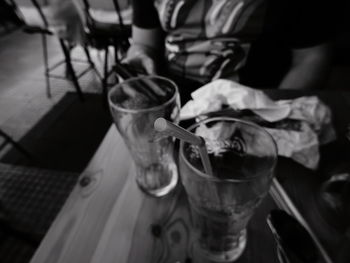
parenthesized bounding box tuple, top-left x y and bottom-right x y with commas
(153, 0, 268, 83)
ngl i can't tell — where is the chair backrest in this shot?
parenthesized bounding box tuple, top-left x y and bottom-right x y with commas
(10, 0, 47, 28)
(83, 0, 129, 10)
(79, 0, 95, 28)
(79, 0, 130, 29)
(112, 0, 125, 27)
(12, 0, 67, 30)
(30, 0, 49, 27)
(30, 0, 87, 45)
(76, 0, 131, 51)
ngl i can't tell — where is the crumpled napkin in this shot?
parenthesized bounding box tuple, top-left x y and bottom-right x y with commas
(180, 79, 336, 170)
(181, 79, 291, 122)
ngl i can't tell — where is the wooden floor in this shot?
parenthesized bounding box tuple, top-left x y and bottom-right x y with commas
(0, 29, 113, 263)
(0, 29, 106, 159)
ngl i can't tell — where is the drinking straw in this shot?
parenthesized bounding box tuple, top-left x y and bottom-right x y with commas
(154, 118, 214, 177)
(114, 62, 162, 103)
(142, 78, 168, 97)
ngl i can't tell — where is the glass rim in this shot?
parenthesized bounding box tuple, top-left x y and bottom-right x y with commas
(180, 117, 278, 183)
(108, 75, 179, 114)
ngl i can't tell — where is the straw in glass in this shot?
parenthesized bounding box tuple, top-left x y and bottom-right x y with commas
(154, 118, 214, 177)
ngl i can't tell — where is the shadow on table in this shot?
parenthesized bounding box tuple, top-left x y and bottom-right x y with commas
(0, 91, 112, 172)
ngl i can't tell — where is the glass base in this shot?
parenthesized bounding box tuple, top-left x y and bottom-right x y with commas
(194, 229, 247, 262)
(137, 175, 178, 197)
(136, 164, 178, 197)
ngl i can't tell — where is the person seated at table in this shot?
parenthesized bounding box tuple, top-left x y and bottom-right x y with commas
(124, 0, 335, 101)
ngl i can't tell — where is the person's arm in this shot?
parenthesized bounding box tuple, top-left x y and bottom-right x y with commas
(279, 43, 333, 90)
(276, 0, 336, 90)
(126, 26, 164, 74)
(124, 0, 164, 74)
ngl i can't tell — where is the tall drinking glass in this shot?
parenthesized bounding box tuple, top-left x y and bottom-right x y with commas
(108, 76, 180, 197)
(179, 117, 277, 262)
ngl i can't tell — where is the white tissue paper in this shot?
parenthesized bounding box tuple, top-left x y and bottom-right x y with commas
(180, 79, 336, 170)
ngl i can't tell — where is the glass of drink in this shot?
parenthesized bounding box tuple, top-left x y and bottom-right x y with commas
(179, 117, 277, 262)
(108, 75, 181, 197)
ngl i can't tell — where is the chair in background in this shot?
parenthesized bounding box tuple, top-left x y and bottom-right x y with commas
(78, 0, 131, 101)
(12, 0, 53, 99)
(13, 0, 101, 101)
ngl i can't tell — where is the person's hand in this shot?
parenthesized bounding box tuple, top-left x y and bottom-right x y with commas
(123, 44, 158, 75)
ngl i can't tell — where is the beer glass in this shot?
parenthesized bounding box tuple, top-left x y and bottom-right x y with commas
(179, 117, 277, 261)
(109, 76, 180, 197)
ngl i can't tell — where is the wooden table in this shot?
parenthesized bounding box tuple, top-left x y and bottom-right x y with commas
(30, 90, 350, 263)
